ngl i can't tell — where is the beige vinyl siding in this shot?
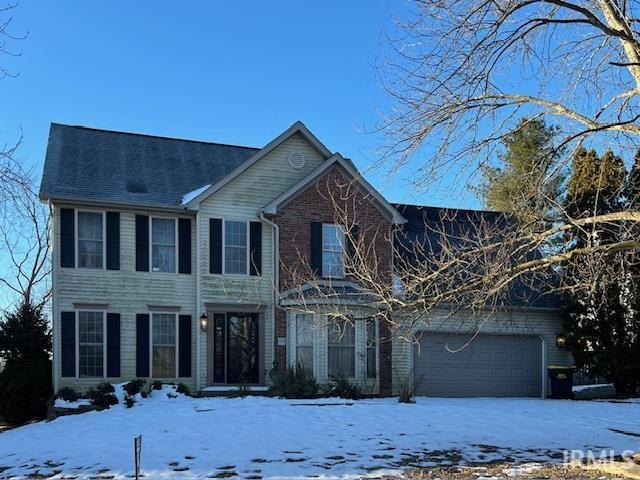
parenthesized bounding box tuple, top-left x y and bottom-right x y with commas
(52, 206, 198, 392)
(391, 308, 572, 396)
(197, 133, 328, 387)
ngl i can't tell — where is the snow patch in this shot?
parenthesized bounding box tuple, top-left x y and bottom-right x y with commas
(573, 383, 613, 392)
(53, 398, 92, 409)
(180, 184, 211, 205)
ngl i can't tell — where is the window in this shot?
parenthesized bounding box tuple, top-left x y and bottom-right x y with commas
(295, 314, 313, 373)
(152, 218, 176, 273)
(77, 211, 104, 268)
(366, 319, 377, 379)
(322, 224, 344, 278)
(152, 313, 176, 378)
(78, 311, 104, 377)
(328, 319, 355, 378)
(225, 220, 248, 274)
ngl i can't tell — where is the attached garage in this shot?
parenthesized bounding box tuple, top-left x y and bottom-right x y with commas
(413, 332, 543, 397)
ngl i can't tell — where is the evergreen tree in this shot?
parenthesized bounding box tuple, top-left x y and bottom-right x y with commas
(0, 302, 52, 424)
(478, 117, 562, 230)
(564, 147, 640, 395)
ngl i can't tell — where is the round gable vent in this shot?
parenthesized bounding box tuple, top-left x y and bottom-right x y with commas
(288, 151, 306, 170)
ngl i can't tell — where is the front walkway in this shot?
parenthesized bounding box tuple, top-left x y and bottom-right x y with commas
(0, 389, 638, 479)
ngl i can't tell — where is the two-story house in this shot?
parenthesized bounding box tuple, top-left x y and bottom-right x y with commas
(40, 121, 570, 398)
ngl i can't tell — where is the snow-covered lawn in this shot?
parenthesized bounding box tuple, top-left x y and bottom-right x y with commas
(0, 388, 639, 479)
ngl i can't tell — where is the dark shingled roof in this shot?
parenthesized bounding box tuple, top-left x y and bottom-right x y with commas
(39, 123, 260, 207)
(393, 203, 562, 309)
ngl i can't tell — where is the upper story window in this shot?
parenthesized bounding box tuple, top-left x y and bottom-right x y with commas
(224, 220, 248, 275)
(77, 211, 104, 269)
(151, 218, 176, 273)
(322, 224, 344, 278)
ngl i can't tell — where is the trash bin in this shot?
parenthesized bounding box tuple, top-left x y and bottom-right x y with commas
(547, 365, 575, 399)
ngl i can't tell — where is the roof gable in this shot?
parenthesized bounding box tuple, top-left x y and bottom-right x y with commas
(184, 121, 333, 208)
(262, 153, 407, 225)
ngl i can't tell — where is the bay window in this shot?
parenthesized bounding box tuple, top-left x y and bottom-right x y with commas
(295, 314, 313, 373)
(328, 320, 355, 378)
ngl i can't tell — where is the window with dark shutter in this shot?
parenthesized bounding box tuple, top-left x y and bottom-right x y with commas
(106, 313, 121, 377)
(210, 218, 222, 274)
(61, 311, 76, 377)
(135, 215, 149, 272)
(178, 218, 192, 274)
(106, 212, 120, 270)
(249, 221, 262, 276)
(60, 208, 75, 268)
(178, 315, 192, 377)
(310, 222, 323, 275)
(136, 314, 150, 377)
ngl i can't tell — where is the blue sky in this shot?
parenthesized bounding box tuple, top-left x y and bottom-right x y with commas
(0, 0, 480, 208)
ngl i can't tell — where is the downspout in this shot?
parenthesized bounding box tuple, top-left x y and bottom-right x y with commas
(50, 200, 58, 394)
(259, 212, 279, 374)
(195, 210, 202, 392)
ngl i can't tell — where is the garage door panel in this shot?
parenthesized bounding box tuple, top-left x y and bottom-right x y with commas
(414, 333, 542, 397)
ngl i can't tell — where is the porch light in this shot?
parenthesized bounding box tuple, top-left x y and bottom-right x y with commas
(555, 334, 567, 348)
(200, 313, 208, 331)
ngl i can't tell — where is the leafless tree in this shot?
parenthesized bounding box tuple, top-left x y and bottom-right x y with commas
(365, 0, 640, 308)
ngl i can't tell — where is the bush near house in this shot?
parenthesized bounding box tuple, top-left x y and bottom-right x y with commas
(271, 364, 320, 399)
(56, 387, 81, 402)
(87, 382, 118, 410)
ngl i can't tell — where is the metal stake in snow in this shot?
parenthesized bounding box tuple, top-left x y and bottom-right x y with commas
(134, 435, 142, 480)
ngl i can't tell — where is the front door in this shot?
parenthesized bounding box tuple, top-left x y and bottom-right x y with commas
(212, 313, 260, 384)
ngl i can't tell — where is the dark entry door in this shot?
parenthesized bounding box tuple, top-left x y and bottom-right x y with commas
(213, 313, 259, 384)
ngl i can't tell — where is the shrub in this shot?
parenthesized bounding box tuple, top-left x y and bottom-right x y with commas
(56, 387, 81, 402)
(271, 364, 320, 399)
(124, 395, 136, 408)
(87, 382, 118, 410)
(124, 378, 147, 397)
(397, 373, 418, 404)
(328, 375, 363, 400)
(176, 383, 191, 396)
(0, 302, 52, 425)
(152, 380, 163, 390)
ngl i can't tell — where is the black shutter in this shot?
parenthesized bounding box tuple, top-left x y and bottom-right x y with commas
(347, 224, 359, 262)
(210, 218, 222, 274)
(135, 215, 149, 272)
(178, 315, 192, 377)
(60, 208, 75, 268)
(178, 218, 192, 274)
(106, 313, 121, 377)
(106, 212, 120, 270)
(136, 314, 150, 377)
(61, 311, 76, 377)
(310, 221, 323, 275)
(249, 221, 262, 276)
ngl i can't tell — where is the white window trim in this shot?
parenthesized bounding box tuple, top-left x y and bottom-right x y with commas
(321, 223, 345, 279)
(75, 209, 106, 270)
(326, 319, 357, 380)
(221, 219, 250, 276)
(75, 309, 107, 379)
(149, 216, 178, 274)
(149, 312, 179, 379)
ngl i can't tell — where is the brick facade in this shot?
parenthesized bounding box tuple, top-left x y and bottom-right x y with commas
(273, 165, 394, 394)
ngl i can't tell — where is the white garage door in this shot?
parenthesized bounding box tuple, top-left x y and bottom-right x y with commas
(413, 333, 543, 397)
